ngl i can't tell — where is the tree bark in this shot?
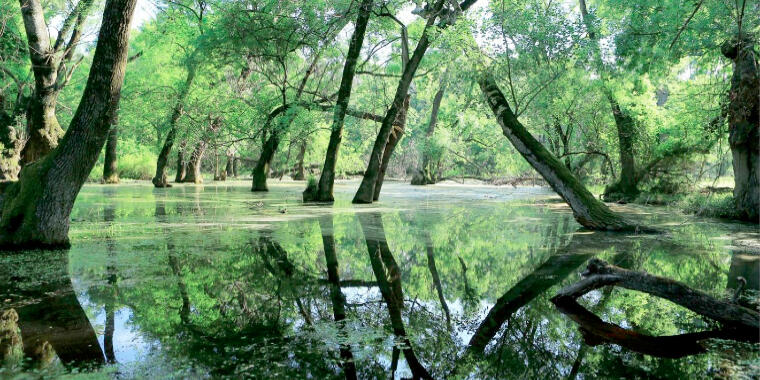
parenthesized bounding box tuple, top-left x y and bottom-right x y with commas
(314, 0, 374, 202)
(0, 0, 137, 249)
(372, 96, 410, 200)
(292, 140, 307, 181)
(479, 74, 639, 231)
(152, 64, 197, 188)
(102, 113, 119, 184)
(722, 38, 759, 222)
(183, 116, 221, 184)
(602, 96, 640, 202)
(175, 140, 187, 183)
(18, 0, 95, 165)
(222, 153, 233, 181)
(413, 75, 447, 186)
(251, 131, 280, 191)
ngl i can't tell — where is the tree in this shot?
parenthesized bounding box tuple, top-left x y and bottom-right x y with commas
(0, 0, 138, 248)
(17, 0, 96, 165)
(479, 73, 637, 231)
(309, 0, 373, 202)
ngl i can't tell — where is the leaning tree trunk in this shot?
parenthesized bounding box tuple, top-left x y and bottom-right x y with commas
(0, 0, 137, 248)
(354, 0, 473, 203)
(174, 140, 187, 183)
(722, 38, 759, 222)
(372, 95, 410, 200)
(251, 132, 280, 191)
(479, 74, 637, 231)
(602, 96, 640, 202)
(152, 64, 197, 188)
(102, 113, 119, 184)
(183, 117, 221, 184)
(313, 0, 373, 202)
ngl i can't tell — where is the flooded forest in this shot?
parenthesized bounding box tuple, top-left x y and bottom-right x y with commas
(0, 0, 758, 378)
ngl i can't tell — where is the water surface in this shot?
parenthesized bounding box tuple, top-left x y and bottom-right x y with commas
(1, 180, 758, 379)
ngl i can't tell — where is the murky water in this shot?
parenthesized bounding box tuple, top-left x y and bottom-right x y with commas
(1, 180, 758, 379)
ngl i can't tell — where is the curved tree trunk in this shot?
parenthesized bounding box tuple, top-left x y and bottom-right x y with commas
(0, 0, 137, 249)
(251, 131, 280, 191)
(183, 116, 221, 184)
(152, 64, 197, 188)
(479, 74, 638, 231)
(314, 0, 374, 202)
(102, 114, 119, 184)
(372, 96, 410, 201)
(722, 38, 759, 222)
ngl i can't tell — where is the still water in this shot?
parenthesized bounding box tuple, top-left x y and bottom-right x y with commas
(1, 181, 758, 379)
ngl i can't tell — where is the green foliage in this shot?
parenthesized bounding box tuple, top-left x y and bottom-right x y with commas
(680, 193, 741, 220)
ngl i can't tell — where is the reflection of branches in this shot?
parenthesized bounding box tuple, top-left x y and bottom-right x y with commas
(358, 212, 434, 380)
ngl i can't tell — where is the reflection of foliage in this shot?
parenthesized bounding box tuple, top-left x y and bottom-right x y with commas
(56, 185, 760, 378)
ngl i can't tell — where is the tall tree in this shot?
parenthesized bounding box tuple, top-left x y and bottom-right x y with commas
(18, 0, 96, 165)
(353, 0, 477, 203)
(311, 0, 373, 202)
(0, 0, 138, 248)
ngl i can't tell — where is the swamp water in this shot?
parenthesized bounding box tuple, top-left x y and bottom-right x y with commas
(0, 181, 758, 379)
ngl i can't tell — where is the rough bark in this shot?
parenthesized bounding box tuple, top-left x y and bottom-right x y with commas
(314, 0, 373, 202)
(353, 0, 475, 203)
(602, 96, 640, 202)
(358, 212, 433, 380)
(372, 95, 410, 200)
(553, 258, 760, 332)
(292, 140, 307, 181)
(318, 215, 358, 380)
(412, 75, 447, 186)
(152, 64, 197, 188)
(102, 113, 119, 184)
(479, 74, 639, 231)
(251, 131, 280, 191)
(722, 37, 759, 222)
(18, 0, 95, 165)
(0, 0, 137, 249)
(175, 140, 187, 183)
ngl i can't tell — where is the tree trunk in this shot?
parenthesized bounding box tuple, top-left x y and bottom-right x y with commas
(102, 113, 119, 184)
(602, 96, 640, 202)
(292, 140, 307, 181)
(0, 114, 23, 181)
(152, 64, 197, 188)
(232, 156, 239, 177)
(479, 74, 638, 231)
(18, 0, 95, 165)
(354, 0, 472, 203)
(722, 38, 759, 222)
(252, 132, 280, 191)
(0, 0, 137, 249)
(372, 95, 410, 200)
(174, 140, 187, 183)
(314, 0, 373, 202)
(413, 75, 447, 186)
(182, 141, 207, 184)
(223, 154, 233, 181)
